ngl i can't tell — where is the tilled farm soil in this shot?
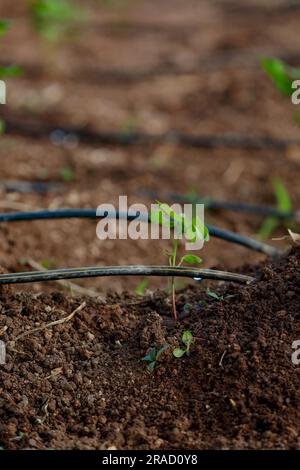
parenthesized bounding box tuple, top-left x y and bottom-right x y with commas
(0, 247, 299, 450)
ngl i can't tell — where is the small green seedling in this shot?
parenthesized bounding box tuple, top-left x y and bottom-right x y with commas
(41, 259, 57, 269)
(173, 331, 193, 358)
(0, 64, 22, 80)
(30, 0, 87, 42)
(258, 177, 293, 239)
(262, 58, 300, 126)
(60, 166, 75, 182)
(206, 287, 223, 301)
(151, 201, 209, 320)
(135, 278, 149, 295)
(0, 20, 9, 37)
(261, 57, 299, 97)
(0, 21, 22, 80)
(141, 345, 169, 372)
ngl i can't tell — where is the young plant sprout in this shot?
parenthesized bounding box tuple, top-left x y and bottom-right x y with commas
(141, 345, 169, 372)
(135, 278, 149, 295)
(0, 21, 22, 80)
(173, 331, 193, 358)
(151, 202, 209, 321)
(258, 178, 293, 239)
(30, 0, 87, 42)
(261, 58, 299, 97)
(206, 287, 236, 302)
(206, 287, 223, 301)
(262, 57, 300, 123)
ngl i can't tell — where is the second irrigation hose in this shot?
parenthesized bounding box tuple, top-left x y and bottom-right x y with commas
(0, 265, 254, 286)
(0, 208, 282, 257)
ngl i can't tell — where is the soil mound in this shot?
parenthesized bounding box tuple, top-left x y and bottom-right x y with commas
(0, 248, 299, 449)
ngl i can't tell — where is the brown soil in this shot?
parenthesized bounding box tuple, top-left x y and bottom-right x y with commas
(0, 247, 299, 450)
(0, 0, 300, 450)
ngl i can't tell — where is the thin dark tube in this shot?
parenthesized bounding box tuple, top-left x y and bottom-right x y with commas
(0, 180, 64, 194)
(137, 189, 300, 222)
(0, 208, 282, 257)
(0, 265, 255, 286)
(4, 116, 299, 150)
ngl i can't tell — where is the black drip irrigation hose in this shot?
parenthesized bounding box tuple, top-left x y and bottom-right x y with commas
(4, 116, 300, 151)
(0, 181, 64, 194)
(137, 189, 300, 222)
(0, 208, 282, 257)
(0, 265, 254, 286)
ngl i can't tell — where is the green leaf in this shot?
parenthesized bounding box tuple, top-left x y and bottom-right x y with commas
(173, 348, 186, 358)
(150, 205, 174, 229)
(30, 0, 88, 41)
(156, 345, 169, 360)
(272, 177, 292, 213)
(60, 166, 75, 182)
(0, 20, 10, 37)
(0, 65, 23, 79)
(141, 348, 157, 363)
(147, 362, 156, 372)
(184, 216, 209, 244)
(258, 178, 292, 239)
(180, 254, 202, 265)
(258, 216, 279, 240)
(135, 278, 149, 295)
(206, 287, 221, 300)
(182, 330, 193, 346)
(0, 119, 5, 134)
(261, 58, 295, 96)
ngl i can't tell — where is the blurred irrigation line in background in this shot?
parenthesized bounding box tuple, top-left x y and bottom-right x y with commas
(137, 189, 300, 223)
(0, 180, 64, 193)
(4, 115, 300, 150)
(0, 208, 282, 257)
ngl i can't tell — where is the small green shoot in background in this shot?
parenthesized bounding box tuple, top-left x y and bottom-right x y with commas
(0, 20, 10, 37)
(0, 20, 22, 80)
(40, 259, 57, 269)
(0, 64, 23, 79)
(141, 345, 169, 372)
(258, 177, 293, 239)
(135, 278, 149, 295)
(0, 119, 5, 134)
(151, 202, 209, 321)
(206, 287, 224, 301)
(262, 57, 300, 124)
(261, 58, 300, 97)
(60, 166, 75, 182)
(30, 0, 88, 42)
(173, 331, 193, 358)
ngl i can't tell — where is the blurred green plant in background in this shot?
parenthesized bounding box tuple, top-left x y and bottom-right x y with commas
(258, 178, 293, 239)
(30, 0, 88, 41)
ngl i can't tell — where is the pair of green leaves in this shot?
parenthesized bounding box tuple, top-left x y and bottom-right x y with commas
(150, 201, 209, 247)
(173, 331, 193, 358)
(141, 345, 169, 372)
